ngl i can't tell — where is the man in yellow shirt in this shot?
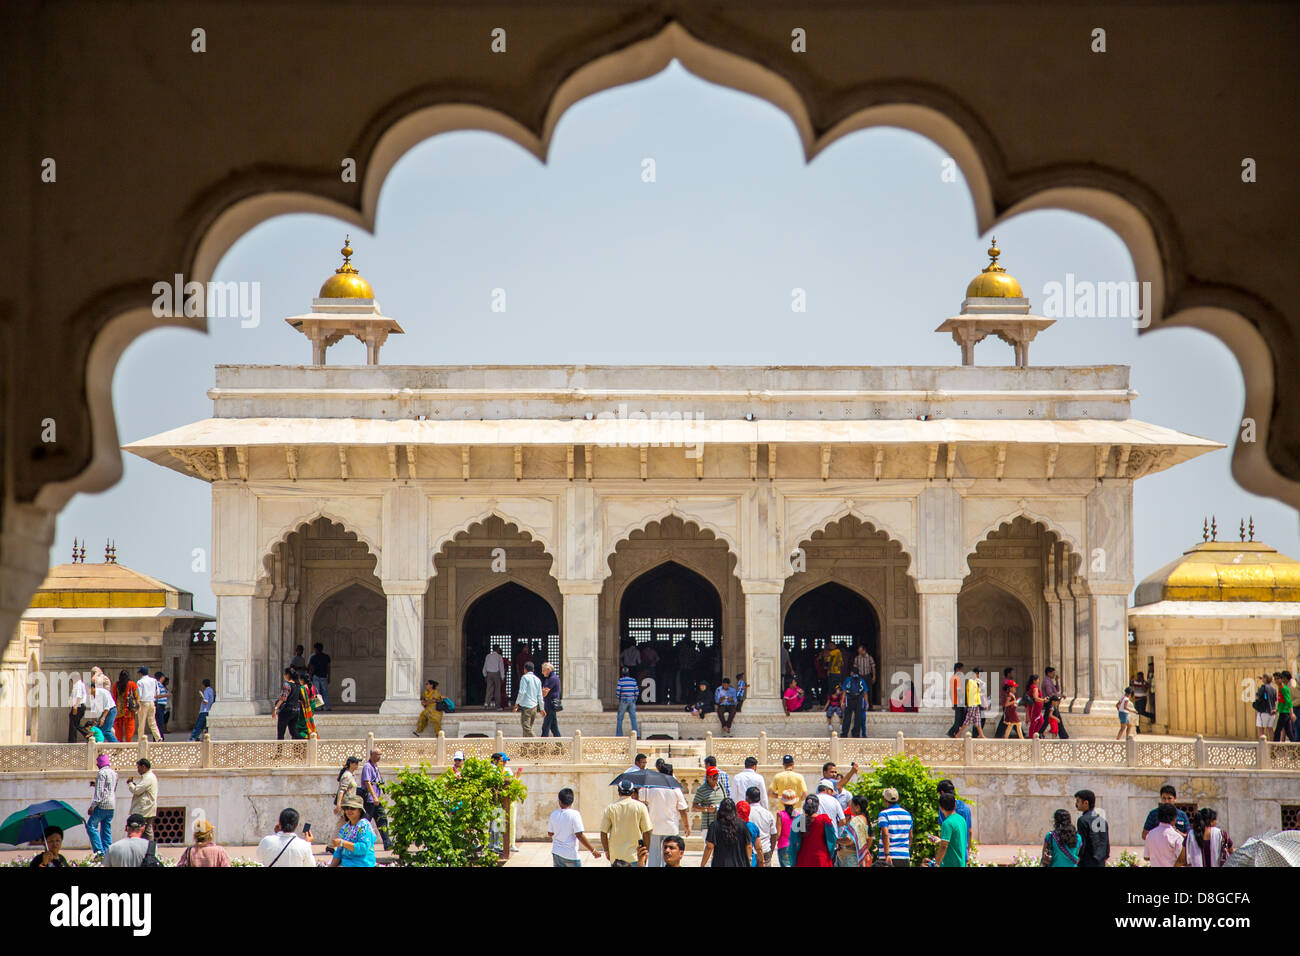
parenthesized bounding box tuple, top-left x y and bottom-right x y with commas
(600, 780, 653, 867)
(769, 754, 808, 805)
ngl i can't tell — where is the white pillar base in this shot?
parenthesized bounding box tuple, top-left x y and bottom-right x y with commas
(738, 698, 784, 715)
(557, 698, 603, 715)
(378, 698, 422, 716)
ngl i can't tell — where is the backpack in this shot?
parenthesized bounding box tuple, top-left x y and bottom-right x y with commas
(141, 840, 164, 868)
(436, 697, 455, 712)
(1252, 686, 1269, 713)
(844, 675, 866, 698)
(280, 684, 303, 717)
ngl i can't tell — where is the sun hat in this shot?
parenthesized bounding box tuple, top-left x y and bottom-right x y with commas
(780, 788, 797, 804)
(340, 793, 365, 810)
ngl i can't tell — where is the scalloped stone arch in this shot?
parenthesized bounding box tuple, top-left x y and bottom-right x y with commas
(429, 510, 557, 575)
(784, 506, 917, 581)
(962, 512, 1082, 578)
(259, 512, 380, 581)
(305, 576, 384, 627)
(958, 571, 1041, 637)
(43, 17, 1292, 524)
(780, 571, 886, 629)
(602, 510, 742, 583)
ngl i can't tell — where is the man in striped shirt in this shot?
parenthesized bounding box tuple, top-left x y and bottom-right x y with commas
(616, 666, 640, 737)
(876, 787, 913, 867)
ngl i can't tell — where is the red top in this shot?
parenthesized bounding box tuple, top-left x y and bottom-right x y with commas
(795, 814, 835, 867)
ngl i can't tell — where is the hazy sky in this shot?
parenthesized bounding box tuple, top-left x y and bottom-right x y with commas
(56, 62, 1297, 615)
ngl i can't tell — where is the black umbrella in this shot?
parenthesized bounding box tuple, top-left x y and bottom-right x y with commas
(609, 769, 682, 790)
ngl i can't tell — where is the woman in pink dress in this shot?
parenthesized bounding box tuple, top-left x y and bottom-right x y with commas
(1025, 674, 1046, 738)
(782, 678, 805, 715)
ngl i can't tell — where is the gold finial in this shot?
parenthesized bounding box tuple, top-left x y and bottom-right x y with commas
(1240, 518, 1246, 542)
(1249, 515, 1255, 542)
(72, 538, 78, 564)
(1211, 515, 1218, 542)
(1202, 517, 1209, 543)
(77, 540, 85, 563)
(336, 236, 358, 275)
(983, 237, 1005, 274)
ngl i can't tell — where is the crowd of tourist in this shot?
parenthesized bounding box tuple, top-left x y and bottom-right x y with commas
(65, 665, 175, 744)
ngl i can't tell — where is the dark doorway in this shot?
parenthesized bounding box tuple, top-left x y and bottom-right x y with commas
(783, 582, 880, 706)
(462, 582, 559, 707)
(619, 561, 722, 705)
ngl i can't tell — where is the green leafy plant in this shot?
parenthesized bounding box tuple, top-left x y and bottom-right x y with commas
(847, 753, 966, 866)
(386, 756, 526, 867)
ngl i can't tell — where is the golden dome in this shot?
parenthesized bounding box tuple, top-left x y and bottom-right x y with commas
(965, 238, 1024, 298)
(318, 236, 375, 299)
(1134, 539, 1300, 605)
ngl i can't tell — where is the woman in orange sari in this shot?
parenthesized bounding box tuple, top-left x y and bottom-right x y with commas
(112, 670, 138, 742)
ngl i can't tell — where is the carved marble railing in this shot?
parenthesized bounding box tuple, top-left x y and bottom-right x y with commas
(1, 733, 1296, 773)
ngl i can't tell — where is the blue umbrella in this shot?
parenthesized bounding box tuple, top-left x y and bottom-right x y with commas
(0, 800, 85, 846)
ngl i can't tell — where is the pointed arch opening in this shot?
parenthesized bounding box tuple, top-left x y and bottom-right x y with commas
(783, 581, 881, 709)
(617, 560, 724, 707)
(462, 581, 560, 706)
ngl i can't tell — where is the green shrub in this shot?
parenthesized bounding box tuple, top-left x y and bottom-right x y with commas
(846, 753, 966, 866)
(386, 756, 527, 867)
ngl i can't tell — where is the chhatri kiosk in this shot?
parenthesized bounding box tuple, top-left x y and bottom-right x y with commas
(124, 241, 1220, 739)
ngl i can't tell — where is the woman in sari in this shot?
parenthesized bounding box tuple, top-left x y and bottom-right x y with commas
(782, 678, 805, 715)
(790, 795, 837, 867)
(1041, 808, 1082, 867)
(112, 670, 138, 743)
(293, 670, 317, 738)
(1025, 674, 1046, 738)
(1186, 807, 1232, 867)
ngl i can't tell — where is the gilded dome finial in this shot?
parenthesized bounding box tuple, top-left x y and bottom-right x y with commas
(1249, 515, 1255, 542)
(1202, 516, 1209, 543)
(1211, 515, 1218, 542)
(337, 236, 358, 275)
(983, 237, 1005, 274)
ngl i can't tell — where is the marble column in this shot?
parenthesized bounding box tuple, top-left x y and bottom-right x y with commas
(740, 579, 784, 713)
(379, 581, 424, 715)
(1089, 586, 1131, 705)
(211, 583, 266, 716)
(916, 578, 962, 711)
(557, 579, 602, 713)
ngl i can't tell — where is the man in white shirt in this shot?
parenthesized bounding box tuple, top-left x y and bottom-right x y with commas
(743, 785, 778, 865)
(89, 680, 118, 742)
(730, 755, 767, 808)
(257, 807, 317, 867)
(134, 666, 163, 741)
(514, 662, 544, 736)
(482, 647, 505, 709)
(548, 788, 601, 867)
(67, 674, 88, 742)
(816, 783, 846, 826)
(641, 762, 690, 867)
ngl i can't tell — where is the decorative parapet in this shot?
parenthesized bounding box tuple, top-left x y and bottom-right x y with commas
(2, 736, 1295, 773)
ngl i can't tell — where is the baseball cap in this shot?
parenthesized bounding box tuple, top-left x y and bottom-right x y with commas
(452, 750, 465, 760)
(782, 754, 794, 764)
(818, 777, 838, 791)
(617, 779, 636, 793)
(882, 787, 900, 803)
(780, 788, 797, 804)
(126, 813, 147, 828)
(138, 666, 149, 675)
(706, 766, 719, 777)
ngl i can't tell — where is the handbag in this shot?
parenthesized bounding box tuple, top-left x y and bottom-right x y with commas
(311, 691, 325, 709)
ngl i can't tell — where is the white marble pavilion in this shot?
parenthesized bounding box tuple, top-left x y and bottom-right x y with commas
(122, 240, 1221, 737)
